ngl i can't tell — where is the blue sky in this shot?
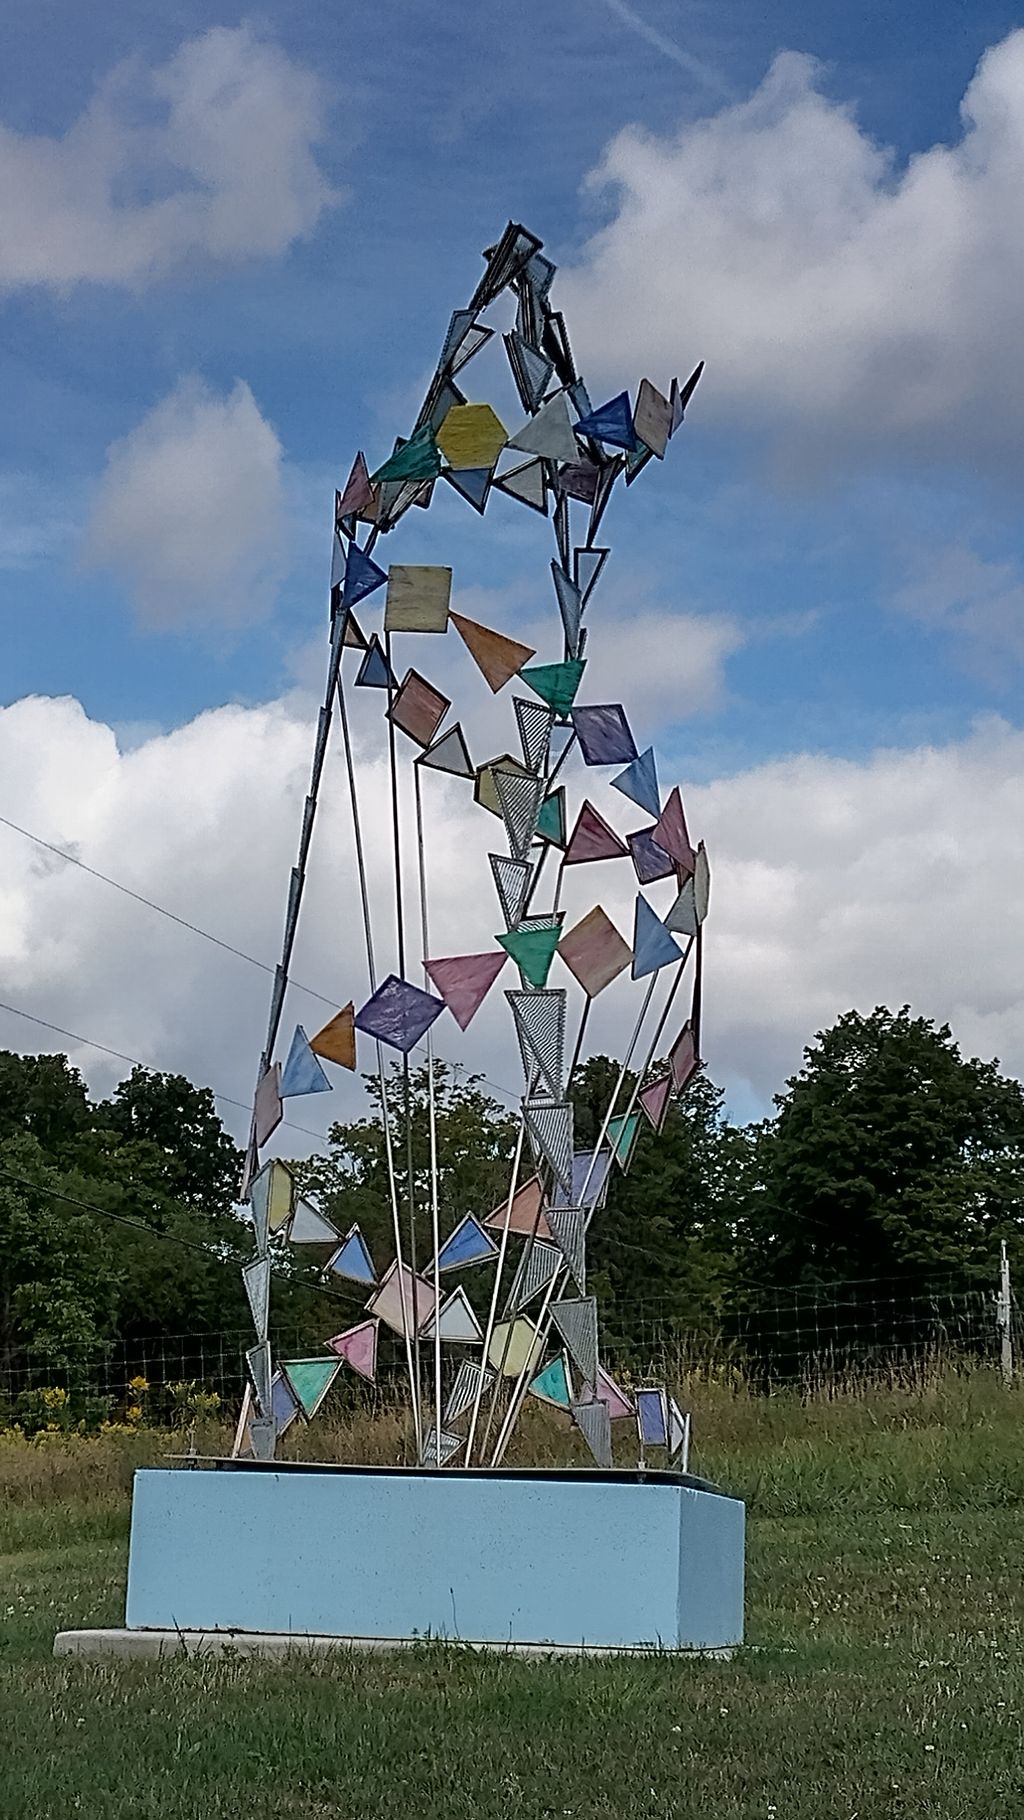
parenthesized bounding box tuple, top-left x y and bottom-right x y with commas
(3, 3, 1024, 1131)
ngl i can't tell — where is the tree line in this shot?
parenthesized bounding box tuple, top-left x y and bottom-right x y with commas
(2, 1005, 1023, 1388)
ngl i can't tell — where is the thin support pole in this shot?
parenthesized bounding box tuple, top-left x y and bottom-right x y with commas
(413, 766, 444, 1466)
(337, 667, 420, 1457)
(463, 1119, 527, 1466)
(384, 631, 422, 1438)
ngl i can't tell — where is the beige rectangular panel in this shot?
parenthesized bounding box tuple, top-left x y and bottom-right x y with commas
(384, 565, 452, 633)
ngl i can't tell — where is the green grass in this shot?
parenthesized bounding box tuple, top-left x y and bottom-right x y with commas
(2, 1372, 1024, 1817)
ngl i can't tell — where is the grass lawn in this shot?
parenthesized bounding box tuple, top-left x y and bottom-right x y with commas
(2, 1373, 1023, 1818)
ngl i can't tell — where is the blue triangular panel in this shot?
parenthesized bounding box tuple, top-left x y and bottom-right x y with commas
(632, 894, 683, 980)
(573, 392, 638, 452)
(443, 466, 491, 512)
(611, 747, 661, 820)
(330, 1226, 377, 1287)
(343, 544, 388, 609)
(551, 561, 582, 655)
(437, 1214, 499, 1272)
(280, 1025, 332, 1099)
(355, 635, 395, 690)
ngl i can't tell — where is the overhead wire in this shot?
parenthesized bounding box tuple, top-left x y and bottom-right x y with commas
(0, 809, 524, 1108)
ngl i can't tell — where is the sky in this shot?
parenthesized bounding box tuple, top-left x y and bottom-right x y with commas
(3, 1, 1024, 1149)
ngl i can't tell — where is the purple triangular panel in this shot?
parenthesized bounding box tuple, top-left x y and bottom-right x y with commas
(564, 801, 629, 867)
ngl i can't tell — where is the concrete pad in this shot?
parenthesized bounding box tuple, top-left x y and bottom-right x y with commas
(54, 1628, 734, 1662)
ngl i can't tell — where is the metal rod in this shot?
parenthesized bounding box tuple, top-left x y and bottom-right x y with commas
(413, 765, 444, 1465)
(337, 665, 420, 1456)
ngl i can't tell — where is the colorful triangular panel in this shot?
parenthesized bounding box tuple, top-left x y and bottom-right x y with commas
(596, 1362, 635, 1419)
(551, 561, 583, 656)
(289, 1198, 340, 1245)
(484, 1175, 552, 1241)
(337, 451, 375, 519)
(493, 456, 548, 516)
(520, 658, 585, 719)
(632, 894, 683, 980)
(254, 1064, 282, 1148)
(328, 1224, 377, 1287)
(327, 1319, 378, 1381)
(653, 787, 696, 874)
(343, 544, 388, 610)
(424, 1285, 484, 1345)
(505, 391, 580, 463)
(246, 1340, 272, 1415)
(436, 1214, 500, 1273)
(664, 874, 698, 935)
(497, 922, 562, 989)
(243, 1254, 271, 1337)
(355, 634, 396, 690)
(607, 1110, 642, 1171)
(309, 1003, 356, 1070)
(669, 1021, 699, 1095)
(564, 801, 629, 866)
(280, 1025, 332, 1099)
(611, 747, 660, 820)
(535, 787, 567, 849)
(451, 611, 535, 692)
(529, 1352, 574, 1411)
(282, 1357, 341, 1420)
(443, 465, 491, 513)
(424, 950, 507, 1031)
(417, 723, 474, 779)
(638, 1073, 672, 1134)
(573, 391, 638, 452)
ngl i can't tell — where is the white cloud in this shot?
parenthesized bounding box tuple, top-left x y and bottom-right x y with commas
(893, 542, 1024, 682)
(560, 31, 1024, 473)
(84, 376, 287, 628)
(1, 692, 1023, 1148)
(0, 26, 337, 291)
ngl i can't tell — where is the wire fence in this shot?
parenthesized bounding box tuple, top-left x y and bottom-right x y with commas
(1, 1267, 1019, 1428)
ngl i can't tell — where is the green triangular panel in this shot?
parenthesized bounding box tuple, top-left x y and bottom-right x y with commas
(535, 787, 567, 849)
(520, 659, 586, 719)
(496, 922, 562, 989)
(529, 1354, 572, 1410)
(606, 1111, 642, 1171)
(282, 1357, 341, 1419)
(371, 426, 441, 485)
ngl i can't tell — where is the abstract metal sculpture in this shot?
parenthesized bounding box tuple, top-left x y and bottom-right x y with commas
(237, 222, 707, 1472)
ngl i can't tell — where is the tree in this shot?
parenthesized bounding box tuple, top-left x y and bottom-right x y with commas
(572, 1056, 740, 1358)
(745, 1006, 1024, 1293)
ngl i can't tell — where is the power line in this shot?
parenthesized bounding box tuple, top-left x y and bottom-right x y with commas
(0, 998, 332, 1145)
(0, 810, 523, 1107)
(0, 1165, 369, 1317)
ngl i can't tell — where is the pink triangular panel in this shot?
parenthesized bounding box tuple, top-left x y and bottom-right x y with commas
(337, 452, 374, 518)
(653, 788, 696, 875)
(424, 951, 508, 1031)
(596, 1363, 635, 1419)
(327, 1318, 378, 1381)
(639, 1074, 672, 1133)
(564, 800, 629, 867)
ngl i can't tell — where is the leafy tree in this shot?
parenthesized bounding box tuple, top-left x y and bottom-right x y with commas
(745, 1005, 1024, 1293)
(572, 1056, 741, 1358)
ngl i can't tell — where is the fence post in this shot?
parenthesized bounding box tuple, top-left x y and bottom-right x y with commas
(997, 1240, 1013, 1387)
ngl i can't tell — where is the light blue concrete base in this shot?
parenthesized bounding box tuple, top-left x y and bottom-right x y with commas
(125, 1463, 745, 1651)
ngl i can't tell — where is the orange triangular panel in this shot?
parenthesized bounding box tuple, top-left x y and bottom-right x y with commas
(451, 612, 536, 694)
(309, 1003, 356, 1069)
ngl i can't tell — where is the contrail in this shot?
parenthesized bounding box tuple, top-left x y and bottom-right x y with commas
(601, 0, 733, 99)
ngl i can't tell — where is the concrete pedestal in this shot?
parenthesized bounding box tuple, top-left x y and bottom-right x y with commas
(104, 1460, 744, 1654)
